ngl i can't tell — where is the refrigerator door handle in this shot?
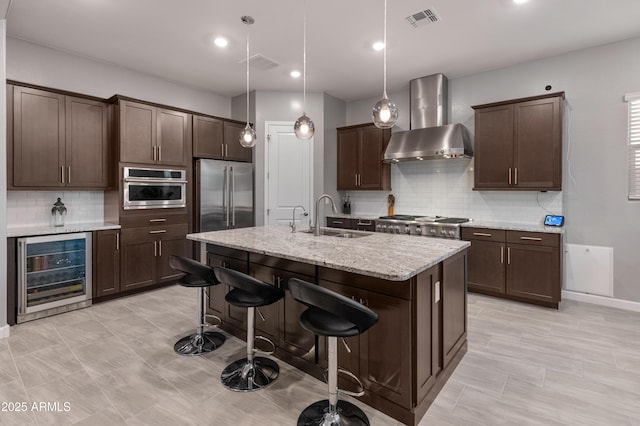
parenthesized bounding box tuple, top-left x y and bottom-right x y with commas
(231, 166, 235, 227)
(223, 166, 229, 227)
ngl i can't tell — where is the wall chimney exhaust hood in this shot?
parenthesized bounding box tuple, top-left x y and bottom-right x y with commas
(383, 74, 473, 163)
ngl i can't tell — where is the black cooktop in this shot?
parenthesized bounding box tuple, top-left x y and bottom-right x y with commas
(378, 215, 424, 220)
(378, 215, 469, 224)
(436, 218, 469, 224)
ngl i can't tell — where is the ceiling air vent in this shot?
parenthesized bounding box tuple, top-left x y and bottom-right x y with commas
(406, 8, 441, 28)
(239, 53, 279, 71)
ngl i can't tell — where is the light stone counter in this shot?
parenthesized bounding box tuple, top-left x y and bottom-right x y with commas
(188, 225, 469, 281)
(462, 220, 564, 234)
(7, 222, 121, 238)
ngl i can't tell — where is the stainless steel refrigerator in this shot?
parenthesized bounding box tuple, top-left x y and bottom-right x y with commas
(196, 159, 254, 232)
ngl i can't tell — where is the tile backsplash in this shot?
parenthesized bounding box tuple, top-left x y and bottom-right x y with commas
(7, 191, 104, 228)
(344, 159, 562, 224)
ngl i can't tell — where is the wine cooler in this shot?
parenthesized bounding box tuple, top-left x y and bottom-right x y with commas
(17, 233, 92, 323)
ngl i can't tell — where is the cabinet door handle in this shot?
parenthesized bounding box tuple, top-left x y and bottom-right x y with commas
(332, 221, 343, 225)
(355, 174, 358, 186)
(225, 144, 228, 157)
(473, 232, 492, 237)
(514, 168, 518, 185)
(158, 146, 161, 162)
(154, 241, 157, 257)
(507, 247, 511, 265)
(149, 218, 166, 223)
(357, 221, 372, 225)
(500, 245, 504, 263)
(61, 166, 65, 184)
(358, 174, 361, 186)
(116, 232, 120, 251)
(520, 236, 542, 241)
(68, 166, 71, 184)
(158, 240, 162, 257)
(149, 230, 167, 234)
(221, 144, 225, 157)
(508, 168, 512, 185)
(152, 146, 156, 162)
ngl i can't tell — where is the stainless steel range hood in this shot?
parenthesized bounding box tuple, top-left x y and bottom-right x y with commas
(383, 74, 473, 163)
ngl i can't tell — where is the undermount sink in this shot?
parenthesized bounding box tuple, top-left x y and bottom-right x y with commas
(301, 228, 372, 239)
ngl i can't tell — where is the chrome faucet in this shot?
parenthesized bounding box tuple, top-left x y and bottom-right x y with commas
(290, 205, 308, 233)
(311, 194, 338, 236)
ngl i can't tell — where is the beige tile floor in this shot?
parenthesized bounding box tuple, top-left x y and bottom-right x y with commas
(1, 286, 640, 425)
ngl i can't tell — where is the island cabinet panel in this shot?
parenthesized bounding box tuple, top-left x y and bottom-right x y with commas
(415, 265, 441, 404)
(462, 227, 561, 308)
(205, 246, 249, 330)
(249, 254, 317, 363)
(442, 251, 467, 369)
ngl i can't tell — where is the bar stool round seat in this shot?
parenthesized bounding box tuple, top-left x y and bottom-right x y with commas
(288, 278, 379, 426)
(169, 256, 226, 356)
(215, 267, 284, 392)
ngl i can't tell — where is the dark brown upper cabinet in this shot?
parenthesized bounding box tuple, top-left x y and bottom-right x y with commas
(472, 92, 563, 191)
(119, 99, 190, 167)
(337, 123, 391, 191)
(192, 115, 252, 163)
(11, 86, 111, 189)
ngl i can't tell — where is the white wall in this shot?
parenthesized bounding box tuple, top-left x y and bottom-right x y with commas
(346, 36, 640, 303)
(323, 93, 346, 208)
(233, 91, 325, 226)
(0, 20, 8, 337)
(7, 37, 231, 117)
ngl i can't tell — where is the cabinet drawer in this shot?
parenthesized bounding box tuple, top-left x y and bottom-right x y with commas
(121, 223, 187, 242)
(318, 266, 411, 300)
(326, 217, 353, 229)
(207, 244, 248, 262)
(120, 213, 189, 228)
(461, 227, 505, 242)
(506, 231, 560, 247)
(354, 219, 375, 232)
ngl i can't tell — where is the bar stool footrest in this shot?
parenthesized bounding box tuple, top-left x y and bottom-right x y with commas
(204, 314, 222, 327)
(296, 399, 370, 426)
(253, 335, 276, 355)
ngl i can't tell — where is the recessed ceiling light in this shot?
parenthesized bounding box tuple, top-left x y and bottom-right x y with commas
(372, 41, 385, 51)
(290, 70, 301, 78)
(214, 37, 228, 48)
(513, 0, 529, 4)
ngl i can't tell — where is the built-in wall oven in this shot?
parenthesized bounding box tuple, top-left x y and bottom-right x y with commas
(123, 167, 187, 210)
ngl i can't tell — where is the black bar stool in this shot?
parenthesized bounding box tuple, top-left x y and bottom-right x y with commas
(214, 267, 284, 392)
(288, 277, 379, 426)
(169, 255, 226, 355)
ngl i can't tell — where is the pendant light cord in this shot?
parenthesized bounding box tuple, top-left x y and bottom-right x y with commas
(383, 0, 388, 99)
(303, 0, 307, 113)
(246, 22, 250, 125)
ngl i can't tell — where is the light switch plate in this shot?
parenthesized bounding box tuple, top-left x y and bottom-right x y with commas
(435, 281, 441, 303)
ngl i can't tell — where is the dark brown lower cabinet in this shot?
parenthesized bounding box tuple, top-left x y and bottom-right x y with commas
(204, 244, 467, 426)
(93, 230, 121, 297)
(120, 224, 188, 292)
(462, 227, 561, 308)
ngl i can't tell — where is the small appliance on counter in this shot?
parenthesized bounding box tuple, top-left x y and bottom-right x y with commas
(51, 197, 67, 227)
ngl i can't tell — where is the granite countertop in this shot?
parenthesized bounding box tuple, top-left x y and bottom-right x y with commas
(188, 225, 469, 281)
(462, 220, 564, 234)
(7, 222, 121, 238)
(327, 214, 379, 221)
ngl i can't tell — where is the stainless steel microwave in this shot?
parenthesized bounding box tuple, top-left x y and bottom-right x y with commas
(123, 167, 187, 210)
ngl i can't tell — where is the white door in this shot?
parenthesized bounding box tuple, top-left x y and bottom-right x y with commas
(265, 122, 313, 227)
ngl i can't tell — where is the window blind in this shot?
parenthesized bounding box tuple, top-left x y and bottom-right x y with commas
(626, 93, 640, 200)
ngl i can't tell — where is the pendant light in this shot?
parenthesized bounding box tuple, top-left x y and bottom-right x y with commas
(293, 0, 315, 140)
(239, 15, 257, 148)
(372, 0, 398, 129)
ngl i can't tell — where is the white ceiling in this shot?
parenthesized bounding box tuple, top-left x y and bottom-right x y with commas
(5, 0, 640, 101)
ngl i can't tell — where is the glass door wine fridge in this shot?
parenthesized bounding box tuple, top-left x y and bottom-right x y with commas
(17, 233, 92, 323)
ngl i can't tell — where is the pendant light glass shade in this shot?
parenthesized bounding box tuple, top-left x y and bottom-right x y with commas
(239, 123, 257, 148)
(294, 0, 315, 140)
(372, 0, 398, 129)
(373, 96, 398, 129)
(294, 114, 315, 139)
(239, 15, 257, 148)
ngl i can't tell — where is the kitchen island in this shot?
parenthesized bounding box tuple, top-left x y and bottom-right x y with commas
(187, 226, 469, 425)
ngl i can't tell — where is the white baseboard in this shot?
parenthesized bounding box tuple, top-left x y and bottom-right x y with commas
(562, 290, 640, 313)
(0, 324, 10, 339)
